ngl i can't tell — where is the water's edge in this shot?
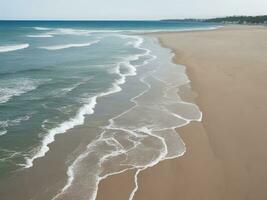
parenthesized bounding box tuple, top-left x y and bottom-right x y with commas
(93, 36, 202, 200)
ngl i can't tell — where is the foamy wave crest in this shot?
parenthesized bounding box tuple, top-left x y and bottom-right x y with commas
(0, 130, 7, 136)
(0, 148, 22, 163)
(0, 115, 31, 136)
(7, 115, 30, 126)
(25, 96, 97, 168)
(49, 77, 94, 98)
(0, 78, 47, 104)
(39, 40, 99, 50)
(27, 34, 53, 38)
(0, 44, 29, 53)
(47, 28, 92, 36)
(34, 27, 52, 31)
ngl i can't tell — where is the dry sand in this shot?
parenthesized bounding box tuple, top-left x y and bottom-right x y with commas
(96, 25, 267, 200)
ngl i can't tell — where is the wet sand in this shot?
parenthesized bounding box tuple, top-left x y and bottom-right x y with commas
(96, 25, 267, 200)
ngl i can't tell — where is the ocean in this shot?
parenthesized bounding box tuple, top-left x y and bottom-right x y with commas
(0, 21, 216, 200)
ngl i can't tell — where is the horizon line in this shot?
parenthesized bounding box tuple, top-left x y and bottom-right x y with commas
(0, 15, 266, 22)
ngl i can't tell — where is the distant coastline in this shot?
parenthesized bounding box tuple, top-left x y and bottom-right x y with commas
(162, 15, 267, 25)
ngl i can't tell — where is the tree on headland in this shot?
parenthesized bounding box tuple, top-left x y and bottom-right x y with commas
(162, 15, 267, 25)
(204, 15, 267, 24)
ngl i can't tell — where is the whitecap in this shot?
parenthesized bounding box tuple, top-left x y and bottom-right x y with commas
(27, 34, 53, 38)
(0, 115, 31, 136)
(39, 40, 100, 50)
(0, 78, 48, 104)
(0, 44, 29, 53)
(0, 130, 7, 136)
(8, 115, 31, 126)
(48, 77, 94, 98)
(34, 27, 52, 31)
(25, 96, 98, 168)
(47, 28, 92, 36)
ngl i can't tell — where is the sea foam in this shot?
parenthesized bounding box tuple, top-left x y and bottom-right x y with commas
(0, 78, 46, 104)
(0, 44, 29, 53)
(39, 40, 99, 50)
(27, 34, 53, 38)
(34, 27, 52, 31)
(0, 115, 31, 136)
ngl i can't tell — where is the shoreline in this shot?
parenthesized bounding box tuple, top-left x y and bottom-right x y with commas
(96, 25, 267, 200)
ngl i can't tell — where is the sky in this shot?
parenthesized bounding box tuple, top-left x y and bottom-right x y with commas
(0, 0, 266, 20)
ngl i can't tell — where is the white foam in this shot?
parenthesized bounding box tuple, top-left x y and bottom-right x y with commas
(51, 77, 93, 97)
(48, 28, 123, 36)
(0, 130, 7, 136)
(0, 115, 30, 136)
(39, 40, 99, 50)
(9, 115, 30, 126)
(34, 27, 52, 31)
(27, 34, 53, 38)
(47, 28, 92, 36)
(0, 78, 45, 104)
(0, 44, 29, 53)
(0, 149, 22, 162)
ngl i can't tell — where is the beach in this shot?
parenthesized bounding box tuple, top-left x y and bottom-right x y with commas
(97, 25, 267, 200)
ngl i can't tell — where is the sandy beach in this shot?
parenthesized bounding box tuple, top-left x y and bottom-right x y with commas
(96, 25, 267, 200)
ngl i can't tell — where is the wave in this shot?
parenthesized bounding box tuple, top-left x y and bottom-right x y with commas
(0, 130, 7, 136)
(46, 28, 121, 36)
(0, 148, 22, 163)
(24, 96, 97, 168)
(39, 40, 100, 50)
(47, 28, 92, 36)
(8, 115, 31, 126)
(62, 77, 93, 93)
(0, 44, 29, 53)
(0, 115, 31, 136)
(0, 78, 48, 104)
(37, 28, 121, 37)
(34, 27, 52, 31)
(49, 77, 94, 98)
(27, 34, 53, 38)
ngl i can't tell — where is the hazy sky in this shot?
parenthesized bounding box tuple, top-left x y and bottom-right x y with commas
(0, 0, 266, 20)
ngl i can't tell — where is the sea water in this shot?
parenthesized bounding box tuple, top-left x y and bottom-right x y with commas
(0, 21, 216, 200)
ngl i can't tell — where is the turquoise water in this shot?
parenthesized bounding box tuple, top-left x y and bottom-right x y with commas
(0, 21, 215, 200)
